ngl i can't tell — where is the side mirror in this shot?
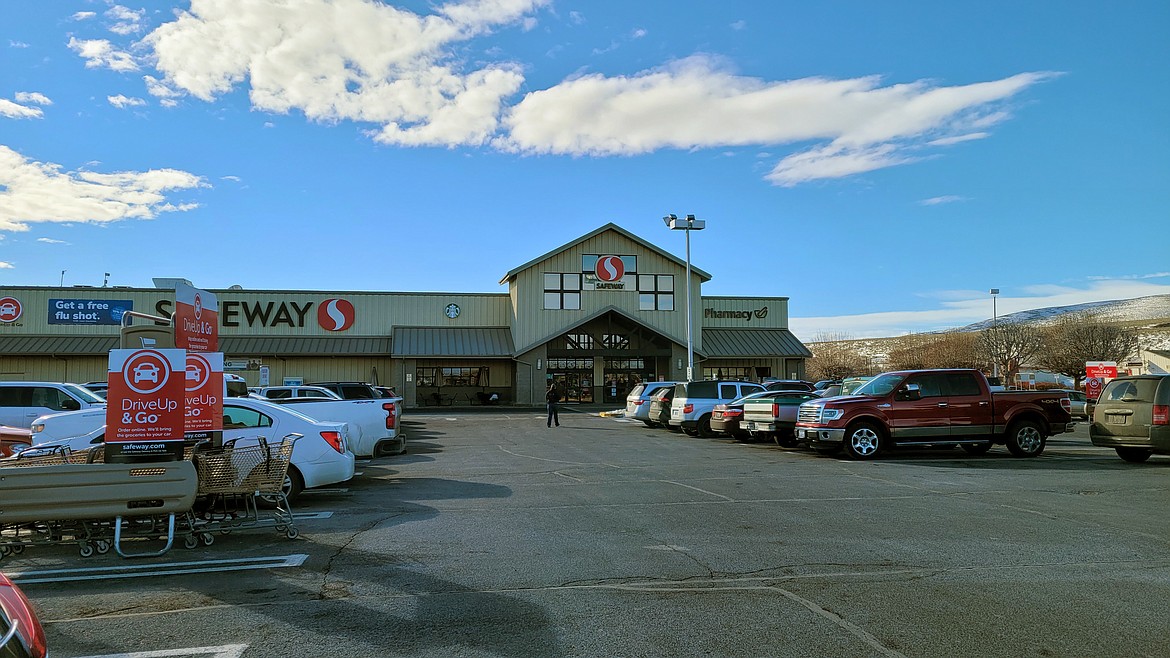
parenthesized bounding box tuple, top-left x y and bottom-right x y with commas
(897, 384, 922, 401)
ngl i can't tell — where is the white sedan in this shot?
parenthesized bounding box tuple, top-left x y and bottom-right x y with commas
(17, 398, 355, 502)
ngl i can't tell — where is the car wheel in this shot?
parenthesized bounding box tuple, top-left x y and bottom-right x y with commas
(960, 442, 993, 456)
(1115, 447, 1153, 463)
(1005, 420, 1045, 457)
(696, 415, 715, 438)
(257, 465, 304, 508)
(843, 422, 884, 460)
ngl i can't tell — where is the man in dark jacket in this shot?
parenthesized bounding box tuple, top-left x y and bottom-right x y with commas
(546, 384, 560, 428)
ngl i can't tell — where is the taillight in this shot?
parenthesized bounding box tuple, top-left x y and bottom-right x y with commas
(383, 402, 397, 430)
(633, 400, 645, 406)
(1154, 405, 1169, 426)
(1060, 397, 1072, 413)
(726, 409, 742, 418)
(320, 430, 344, 453)
(0, 579, 47, 658)
(772, 403, 780, 418)
(683, 403, 693, 413)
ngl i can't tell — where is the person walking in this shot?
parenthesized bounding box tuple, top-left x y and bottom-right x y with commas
(545, 383, 561, 428)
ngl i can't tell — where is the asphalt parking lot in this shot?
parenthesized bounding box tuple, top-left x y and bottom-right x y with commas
(6, 409, 1169, 657)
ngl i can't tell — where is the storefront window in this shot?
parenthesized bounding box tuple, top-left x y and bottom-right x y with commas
(416, 367, 489, 387)
(703, 366, 754, 380)
(565, 333, 594, 349)
(638, 274, 675, 311)
(602, 333, 630, 349)
(544, 273, 582, 310)
(547, 358, 594, 370)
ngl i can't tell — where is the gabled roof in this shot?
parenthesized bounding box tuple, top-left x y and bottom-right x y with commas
(513, 304, 700, 357)
(499, 222, 713, 284)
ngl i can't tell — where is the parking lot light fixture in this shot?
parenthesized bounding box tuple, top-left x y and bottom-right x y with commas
(664, 214, 706, 380)
(990, 288, 1000, 377)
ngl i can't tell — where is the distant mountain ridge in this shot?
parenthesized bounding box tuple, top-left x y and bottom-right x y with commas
(958, 294, 1170, 332)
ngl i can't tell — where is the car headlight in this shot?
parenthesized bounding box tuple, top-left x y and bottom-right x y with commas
(30, 423, 45, 433)
(821, 408, 844, 421)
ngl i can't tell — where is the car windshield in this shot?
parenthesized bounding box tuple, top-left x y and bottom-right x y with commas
(729, 390, 776, 405)
(65, 384, 106, 404)
(1101, 379, 1157, 403)
(852, 374, 902, 397)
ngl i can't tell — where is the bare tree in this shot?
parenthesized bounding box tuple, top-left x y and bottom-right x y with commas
(806, 333, 872, 381)
(1035, 312, 1139, 388)
(885, 333, 932, 371)
(979, 320, 1044, 385)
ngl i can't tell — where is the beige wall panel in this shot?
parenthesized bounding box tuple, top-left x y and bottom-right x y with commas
(508, 232, 702, 353)
(0, 355, 109, 384)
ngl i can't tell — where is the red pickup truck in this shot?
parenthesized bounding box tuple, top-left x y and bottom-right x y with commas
(794, 369, 1074, 459)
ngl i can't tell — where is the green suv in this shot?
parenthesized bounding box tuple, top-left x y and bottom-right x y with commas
(1089, 374, 1170, 462)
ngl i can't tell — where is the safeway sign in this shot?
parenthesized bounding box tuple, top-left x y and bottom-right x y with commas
(106, 348, 186, 461)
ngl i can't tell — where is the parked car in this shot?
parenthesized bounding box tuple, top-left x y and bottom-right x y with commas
(796, 369, 1074, 460)
(254, 386, 343, 400)
(813, 380, 841, 391)
(710, 390, 782, 439)
(764, 380, 815, 392)
(1, 571, 47, 658)
(23, 398, 355, 501)
(0, 426, 31, 458)
(1053, 389, 1093, 420)
(816, 383, 844, 398)
(625, 381, 679, 427)
(740, 391, 821, 445)
(1089, 374, 1170, 463)
(82, 381, 108, 398)
(841, 376, 874, 395)
(647, 387, 677, 430)
(670, 380, 767, 437)
(0, 382, 105, 429)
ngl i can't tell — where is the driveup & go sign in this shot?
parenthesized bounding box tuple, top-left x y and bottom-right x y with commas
(174, 282, 219, 352)
(105, 348, 186, 462)
(185, 351, 223, 440)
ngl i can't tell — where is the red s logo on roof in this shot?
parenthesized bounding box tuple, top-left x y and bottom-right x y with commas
(595, 256, 625, 282)
(318, 298, 355, 332)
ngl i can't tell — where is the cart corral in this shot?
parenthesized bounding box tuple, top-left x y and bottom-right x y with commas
(0, 434, 300, 562)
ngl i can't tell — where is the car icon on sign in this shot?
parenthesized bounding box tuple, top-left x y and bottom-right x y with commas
(0, 303, 16, 315)
(186, 363, 202, 381)
(133, 362, 160, 384)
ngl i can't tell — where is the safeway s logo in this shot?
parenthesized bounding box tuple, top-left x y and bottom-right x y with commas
(318, 298, 355, 332)
(595, 256, 625, 282)
(0, 297, 21, 323)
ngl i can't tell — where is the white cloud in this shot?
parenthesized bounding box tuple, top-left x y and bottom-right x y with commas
(632, 28, 647, 38)
(0, 99, 44, 119)
(140, 0, 546, 147)
(919, 195, 966, 206)
(108, 94, 146, 108)
(790, 278, 1170, 339)
(14, 92, 51, 105)
(1088, 272, 1170, 281)
(730, 20, 747, 31)
(67, 37, 139, 71)
(0, 145, 206, 233)
(0, 262, 13, 269)
(72, 11, 97, 21)
(501, 56, 1052, 181)
(37, 237, 69, 244)
(106, 5, 146, 35)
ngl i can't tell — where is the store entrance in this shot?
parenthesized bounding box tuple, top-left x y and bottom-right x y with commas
(550, 371, 593, 403)
(601, 358, 654, 403)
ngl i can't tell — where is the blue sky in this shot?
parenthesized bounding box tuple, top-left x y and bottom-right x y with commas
(2, 1, 1167, 339)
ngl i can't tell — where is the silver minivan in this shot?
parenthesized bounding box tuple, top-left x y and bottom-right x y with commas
(1089, 374, 1170, 462)
(0, 382, 106, 429)
(669, 380, 766, 437)
(625, 381, 678, 427)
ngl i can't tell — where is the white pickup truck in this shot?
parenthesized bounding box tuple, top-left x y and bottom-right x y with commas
(260, 396, 405, 458)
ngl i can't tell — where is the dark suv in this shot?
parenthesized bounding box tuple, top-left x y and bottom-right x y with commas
(1089, 374, 1170, 462)
(309, 382, 386, 400)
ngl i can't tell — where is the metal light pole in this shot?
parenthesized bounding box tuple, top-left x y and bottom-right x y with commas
(664, 214, 706, 380)
(990, 288, 1000, 378)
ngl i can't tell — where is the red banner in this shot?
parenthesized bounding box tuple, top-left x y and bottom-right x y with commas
(106, 348, 186, 460)
(174, 283, 218, 352)
(184, 352, 224, 433)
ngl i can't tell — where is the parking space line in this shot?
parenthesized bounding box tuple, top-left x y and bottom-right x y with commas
(75, 644, 249, 658)
(7, 554, 308, 584)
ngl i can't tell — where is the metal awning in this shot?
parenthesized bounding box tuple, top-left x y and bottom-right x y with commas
(392, 327, 515, 358)
(0, 335, 119, 355)
(702, 329, 812, 358)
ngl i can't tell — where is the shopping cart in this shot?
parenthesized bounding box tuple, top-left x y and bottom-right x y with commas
(188, 433, 301, 546)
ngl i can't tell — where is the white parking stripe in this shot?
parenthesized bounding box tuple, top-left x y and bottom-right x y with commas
(75, 644, 249, 658)
(7, 554, 308, 584)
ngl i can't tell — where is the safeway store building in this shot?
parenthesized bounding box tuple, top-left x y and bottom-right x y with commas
(0, 224, 811, 407)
